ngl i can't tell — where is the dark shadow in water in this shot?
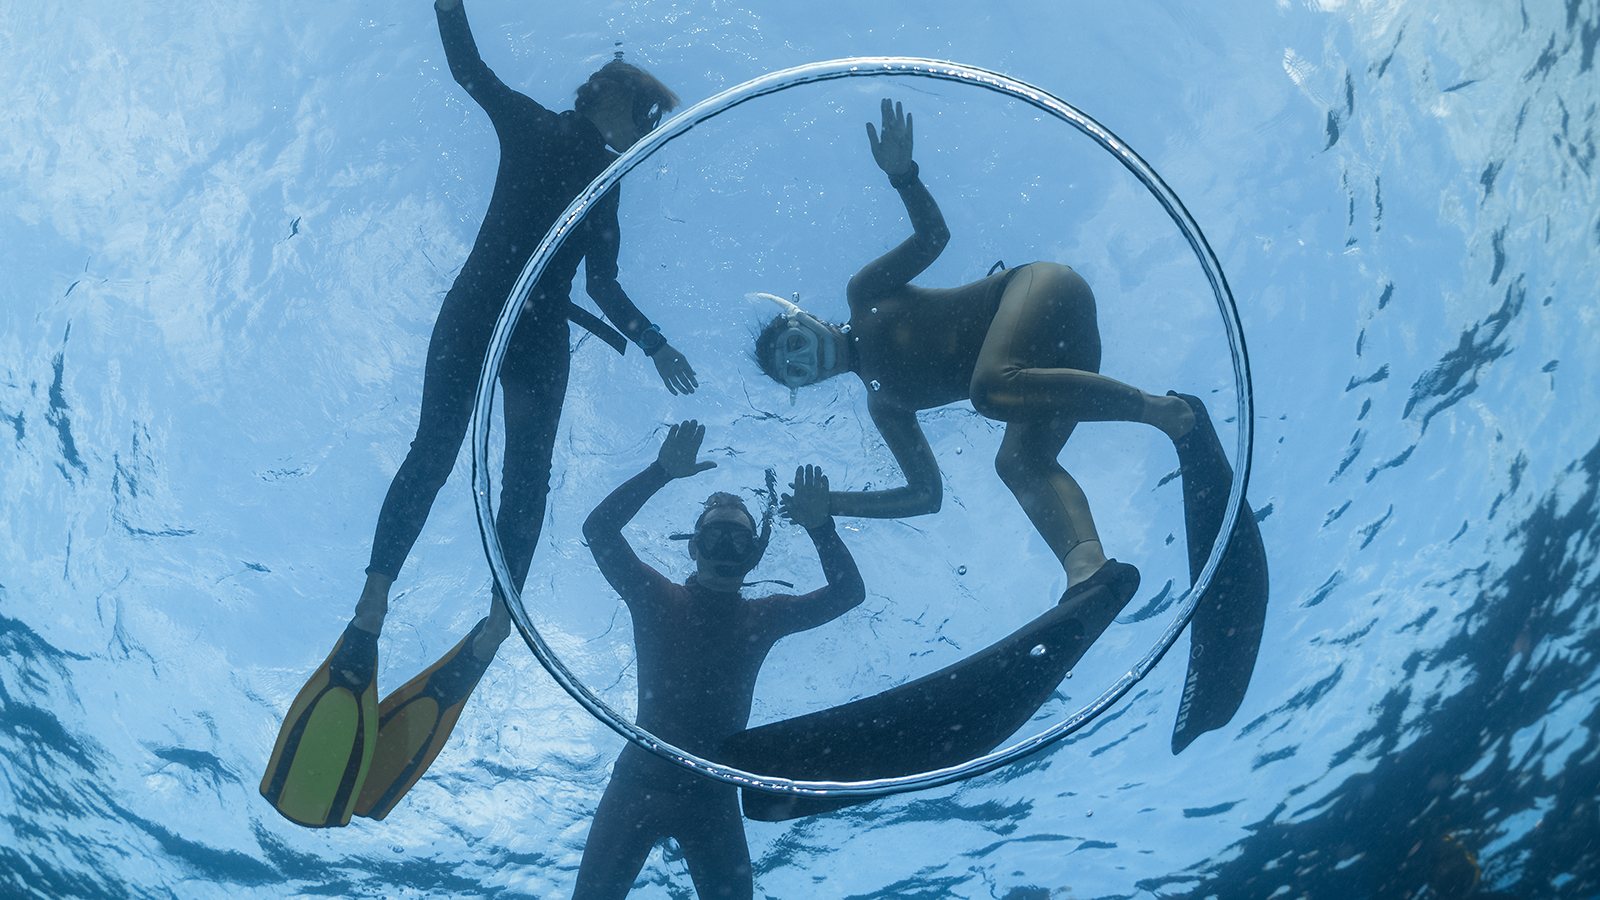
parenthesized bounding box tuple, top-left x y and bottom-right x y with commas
(1137, 433, 1600, 900)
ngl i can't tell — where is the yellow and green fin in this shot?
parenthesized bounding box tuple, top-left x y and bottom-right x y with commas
(259, 624, 380, 828)
(354, 617, 493, 821)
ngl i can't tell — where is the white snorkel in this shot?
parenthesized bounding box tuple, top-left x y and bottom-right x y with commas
(748, 291, 803, 319)
(749, 291, 837, 406)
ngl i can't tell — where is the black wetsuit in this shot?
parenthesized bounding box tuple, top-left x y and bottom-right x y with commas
(578, 463, 865, 900)
(367, 3, 657, 589)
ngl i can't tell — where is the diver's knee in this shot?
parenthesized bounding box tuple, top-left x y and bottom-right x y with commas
(993, 444, 1033, 487)
(969, 372, 1013, 420)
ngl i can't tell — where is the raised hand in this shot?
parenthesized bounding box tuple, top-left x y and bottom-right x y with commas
(657, 420, 717, 479)
(865, 98, 914, 177)
(652, 343, 699, 395)
(780, 464, 831, 530)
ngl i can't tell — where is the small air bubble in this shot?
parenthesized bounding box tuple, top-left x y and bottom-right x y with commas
(1030, 644, 1046, 657)
(840, 324, 851, 333)
(1085, 809, 1093, 817)
(955, 447, 962, 454)
(870, 307, 878, 314)
(957, 565, 967, 575)
(870, 380, 881, 391)
(1065, 671, 1073, 679)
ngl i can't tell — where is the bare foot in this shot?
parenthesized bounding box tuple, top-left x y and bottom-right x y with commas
(1142, 393, 1196, 442)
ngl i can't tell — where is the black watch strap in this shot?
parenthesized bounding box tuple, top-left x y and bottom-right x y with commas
(638, 325, 667, 356)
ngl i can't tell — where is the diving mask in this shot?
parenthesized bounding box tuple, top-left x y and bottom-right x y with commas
(695, 520, 758, 562)
(749, 292, 837, 396)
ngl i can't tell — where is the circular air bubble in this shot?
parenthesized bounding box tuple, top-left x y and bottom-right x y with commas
(471, 57, 1253, 802)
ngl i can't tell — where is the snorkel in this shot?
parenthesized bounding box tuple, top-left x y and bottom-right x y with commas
(749, 292, 838, 405)
(671, 472, 778, 581)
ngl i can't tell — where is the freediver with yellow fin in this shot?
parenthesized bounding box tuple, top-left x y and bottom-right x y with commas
(260, 0, 693, 828)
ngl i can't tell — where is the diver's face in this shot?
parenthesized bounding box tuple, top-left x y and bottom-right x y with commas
(592, 87, 652, 151)
(774, 314, 836, 388)
(696, 520, 757, 562)
(694, 506, 756, 558)
(690, 506, 759, 580)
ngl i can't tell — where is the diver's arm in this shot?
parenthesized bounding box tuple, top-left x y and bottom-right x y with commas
(765, 521, 867, 634)
(845, 175, 950, 304)
(435, 0, 526, 124)
(762, 468, 867, 633)
(583, 187, 699, 394)
(582, 463, 674, 600)
(846, 100, 951, 305)
(583, 422, 715, 597)
(825, 400, 943, 518)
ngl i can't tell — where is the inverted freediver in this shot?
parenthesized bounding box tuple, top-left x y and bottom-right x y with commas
(721, 101, 1268, 806)
(574, 421, 865, 900)
(755, 98, 1194, 639)
(261, 0, 698, 828)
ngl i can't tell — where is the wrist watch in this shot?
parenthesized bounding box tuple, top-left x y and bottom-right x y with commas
(638, 324, 667, 357)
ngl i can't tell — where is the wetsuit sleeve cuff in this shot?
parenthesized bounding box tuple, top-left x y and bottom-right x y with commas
(887, 160, 920, 189)
(803, 518, 838, 537)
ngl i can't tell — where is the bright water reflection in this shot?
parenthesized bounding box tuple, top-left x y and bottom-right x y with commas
(0, 1, 1596, 898)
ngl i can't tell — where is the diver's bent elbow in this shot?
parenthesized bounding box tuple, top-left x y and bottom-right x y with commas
(908, 487, 943, 516)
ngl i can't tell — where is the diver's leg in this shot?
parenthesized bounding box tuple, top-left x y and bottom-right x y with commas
(572, 765, 665, 900)
(676, 786, 754, 900)
(481, 323, 570, 658)
(969, 262, 1193, 439)
(995, 416, 1109, 586)
(360, 283, 494, 632)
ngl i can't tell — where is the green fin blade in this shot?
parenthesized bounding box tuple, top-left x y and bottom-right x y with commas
(260, 624, 380, 828)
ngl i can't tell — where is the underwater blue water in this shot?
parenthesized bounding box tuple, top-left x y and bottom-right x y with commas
(2, 1, 1597, 898)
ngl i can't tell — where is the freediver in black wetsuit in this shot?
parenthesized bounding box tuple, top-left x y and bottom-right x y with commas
(261, 0, 698, 828)
(576, 421, 865, 900)
(755, 98, 1197, 637)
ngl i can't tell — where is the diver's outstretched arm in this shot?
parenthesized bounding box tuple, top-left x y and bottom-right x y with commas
(583, 423, 713, 599)
(847, 100, 950, 306)
(434, 0, 523, 123)
(825, 401, 943, 519)
(761, 466, 866, 633)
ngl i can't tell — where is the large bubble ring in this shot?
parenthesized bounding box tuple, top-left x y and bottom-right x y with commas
(471, 58, 1253, 802)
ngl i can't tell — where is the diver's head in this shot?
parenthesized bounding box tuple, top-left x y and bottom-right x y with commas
(575, 59, 681, 151)
(754, 309, 850, 399)
(688, 492, 761, 587)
